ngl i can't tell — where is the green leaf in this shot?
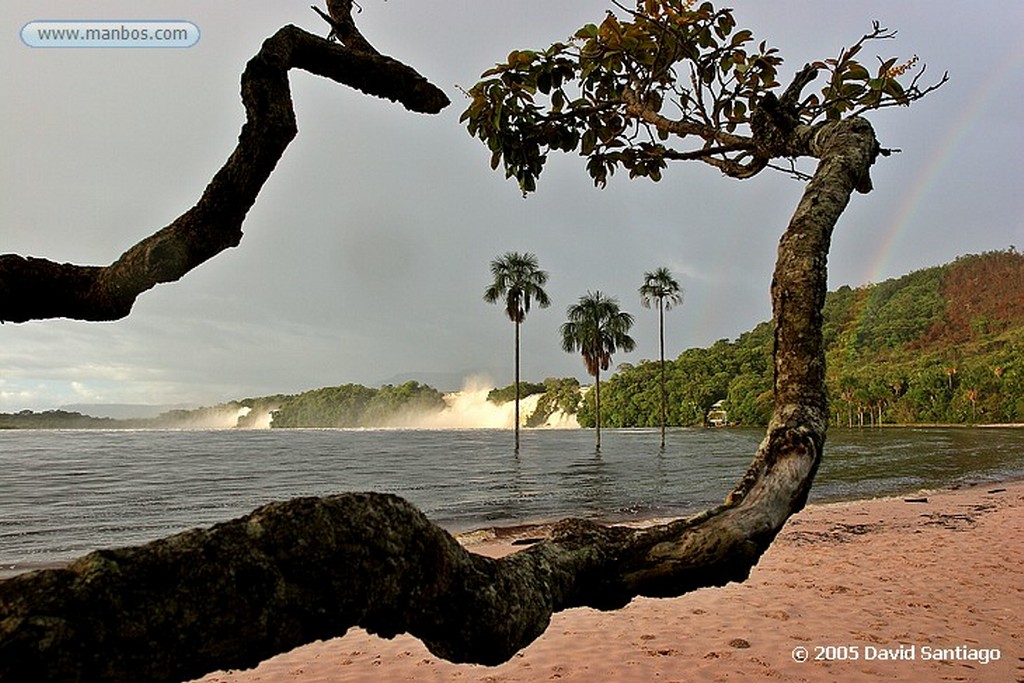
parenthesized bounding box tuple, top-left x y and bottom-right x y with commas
(883, 78, 907, 103)
(581, 128, 598, 156)
(551, 89, 565, 112)
(697, 27, 717, 49)
(731, 99, 747, 120)
(845, 63, 870, 81)
(714, 16, 729, 40)
(841, 83, 866, 99)
(731, 29, 753, 47)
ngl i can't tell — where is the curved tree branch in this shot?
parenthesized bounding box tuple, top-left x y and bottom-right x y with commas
(0, 2, 891, 680)
(622, 88, 752, 149)
(0, 23, 448, 324)
(619, 63, 825, 181)
(0, 112, 881, 681)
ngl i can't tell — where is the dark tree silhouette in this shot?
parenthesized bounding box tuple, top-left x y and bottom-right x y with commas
(0, 2, 943, 681)
(639, 267, 683, 448)
(560, 291, 636, 451)
(483, 251, 552, 452)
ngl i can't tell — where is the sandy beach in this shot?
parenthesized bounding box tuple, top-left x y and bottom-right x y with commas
(195, 480, 1023, 683)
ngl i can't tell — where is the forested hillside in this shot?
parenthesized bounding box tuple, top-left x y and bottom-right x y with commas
(270, 381, 445, 428)
(825, 249, 1024, 426)
(584, 249, 1024, 427)
(4, 251, 1021, 430)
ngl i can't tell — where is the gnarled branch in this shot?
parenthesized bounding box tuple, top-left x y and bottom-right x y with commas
(0, 0, 891, 678)
(0, 22, 448, 324)
(0, 109, 881, 681)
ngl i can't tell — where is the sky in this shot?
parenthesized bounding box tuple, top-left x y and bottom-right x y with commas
(2, 1, 1022, 413)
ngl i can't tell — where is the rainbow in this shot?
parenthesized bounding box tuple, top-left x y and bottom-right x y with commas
(679, 42, 1024, 351)
(834, 41, 1024, 355)
(861, 41, 1024, 286)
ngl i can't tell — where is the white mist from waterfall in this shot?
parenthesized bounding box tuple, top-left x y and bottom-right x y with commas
(155, 404, 278, 430)
(411, 377, 579, 429)
(238, 406, 275, 430)
(150, 379, 579, 430)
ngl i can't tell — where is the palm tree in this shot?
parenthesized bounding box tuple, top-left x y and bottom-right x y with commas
(483, 252, 551, 452)
(639, 267, 683, 449)
(560, 291, 636, 452)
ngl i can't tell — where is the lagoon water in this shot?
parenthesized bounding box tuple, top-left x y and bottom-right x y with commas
(2, 426, 1022, 576)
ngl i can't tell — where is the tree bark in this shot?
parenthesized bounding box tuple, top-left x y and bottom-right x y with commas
(0, 20, 882, 681)
(0, 25, 447, 324)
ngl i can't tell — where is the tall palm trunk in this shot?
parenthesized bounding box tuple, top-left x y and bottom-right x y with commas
(658, 299, 666, 450)
(594, 365, 601, 452)
(484, 253, 549, 455)
(514, 319, 521, 453)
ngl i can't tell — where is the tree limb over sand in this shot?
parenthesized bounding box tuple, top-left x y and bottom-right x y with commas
(0, 2, 924, 681)
(0, 113, 874, 682)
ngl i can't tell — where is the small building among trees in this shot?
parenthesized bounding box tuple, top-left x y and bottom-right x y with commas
(707, 400, 729, 427)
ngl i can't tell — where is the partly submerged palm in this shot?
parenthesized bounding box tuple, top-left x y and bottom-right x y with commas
(560, 292, 636, 375)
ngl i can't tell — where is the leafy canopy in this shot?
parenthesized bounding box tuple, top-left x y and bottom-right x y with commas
(561, 291, 637, 377)
(483, 251, 552, 323)
(640, 266, 683, 310)
(461, 0, 943, 193)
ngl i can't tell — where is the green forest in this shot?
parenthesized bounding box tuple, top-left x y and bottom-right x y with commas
(3, 250, 1021, 430)
(269, 381, 446, 428)
(579, 248, 1024, 428)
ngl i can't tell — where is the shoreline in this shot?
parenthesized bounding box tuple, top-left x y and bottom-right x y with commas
(185, 478, 1023, 682)
(451, 477, 1024, 550)
(4, 476, 1021, 581)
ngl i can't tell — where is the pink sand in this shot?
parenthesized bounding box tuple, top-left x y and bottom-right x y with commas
(194, 480, 1023, 683)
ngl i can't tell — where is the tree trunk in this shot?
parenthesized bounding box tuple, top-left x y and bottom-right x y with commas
(594, 366, 602, 452)
(659, 300, 667, 449)
(512, 319, 520, 454)
(0, 28, 882, 680)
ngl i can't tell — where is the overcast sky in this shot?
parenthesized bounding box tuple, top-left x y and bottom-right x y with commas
(2, 1, 1022, 412)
